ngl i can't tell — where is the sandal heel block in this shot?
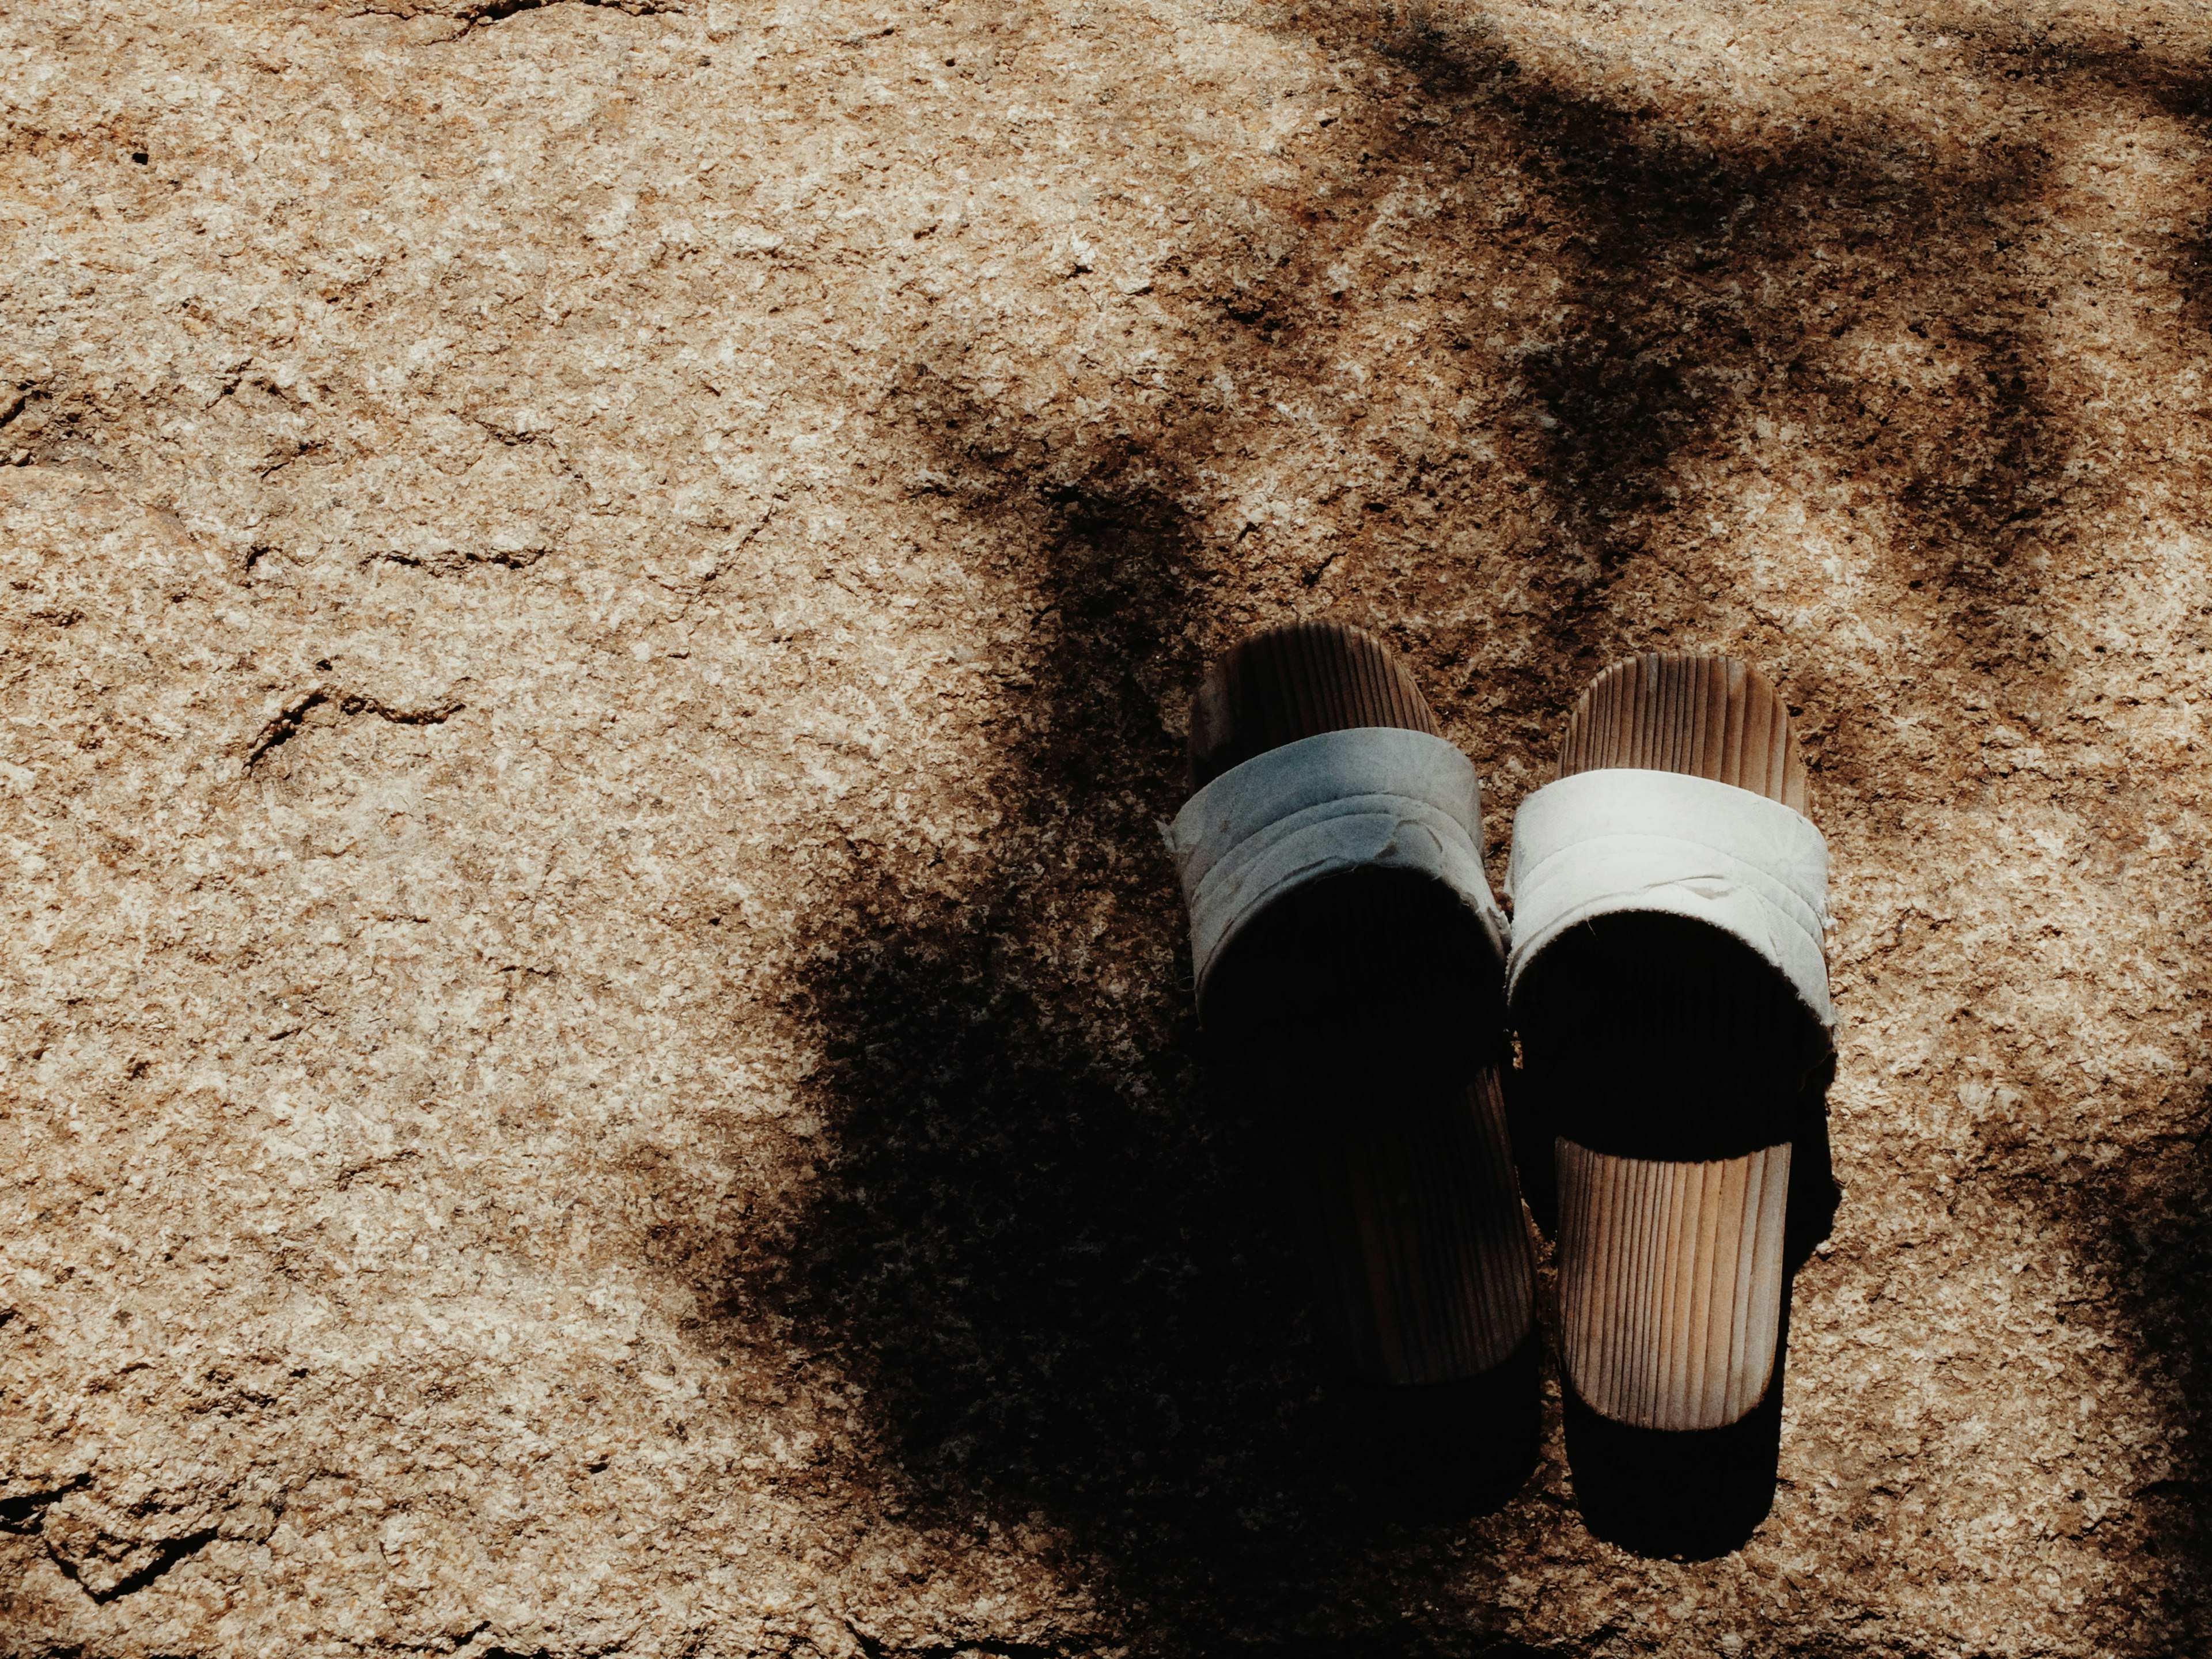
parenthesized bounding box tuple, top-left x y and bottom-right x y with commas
(1508, 653, 1840, 1556)
(1172, 620, 1539, 1509)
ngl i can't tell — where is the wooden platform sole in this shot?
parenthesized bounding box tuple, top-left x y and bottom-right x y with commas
(1525, 652, 1821, 1433)
(1555, 1139, 1790, 1431)
(1191, 620, 1535, 1388)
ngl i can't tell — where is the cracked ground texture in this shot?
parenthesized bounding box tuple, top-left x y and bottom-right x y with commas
(1, 0, 2210, 1653)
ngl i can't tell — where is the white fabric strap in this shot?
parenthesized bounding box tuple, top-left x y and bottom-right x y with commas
(1505, 768, 1832, 1025)
(1168, 728, 1508, 1010)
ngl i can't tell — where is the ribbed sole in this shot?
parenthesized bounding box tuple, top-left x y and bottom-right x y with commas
(1189, 618, 1440, 790)
(1191, 620, 1534, 1392)
(1555, 1141, 1790, 1431)
(1282, 1066, 1534, 1384)
(1529, 652, 1816, 1430)
(1556, 650, 1808, 811)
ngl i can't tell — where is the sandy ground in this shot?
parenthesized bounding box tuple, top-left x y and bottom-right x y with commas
(2, 0, 2210, 1653)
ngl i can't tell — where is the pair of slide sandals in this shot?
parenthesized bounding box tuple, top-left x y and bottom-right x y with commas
(1169, 621, 1838, 1554)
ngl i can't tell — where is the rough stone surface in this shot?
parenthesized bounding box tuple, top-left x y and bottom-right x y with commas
(2, 0, 2210, 1653)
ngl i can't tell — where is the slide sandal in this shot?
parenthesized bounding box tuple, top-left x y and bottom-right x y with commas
(1171, 620, 1539, 1506)
(1507, 653, 1839, 1554)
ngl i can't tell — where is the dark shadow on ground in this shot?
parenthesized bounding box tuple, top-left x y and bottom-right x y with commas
(764, 425, 1560, 1649)
(2066, 1107, 2212, 1646)
(1346, 7, 2103, 732)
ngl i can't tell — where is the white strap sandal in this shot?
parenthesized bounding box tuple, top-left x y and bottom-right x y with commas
(1507, 653, 1837, 1548)
(1170, 621, 1537, 1394)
